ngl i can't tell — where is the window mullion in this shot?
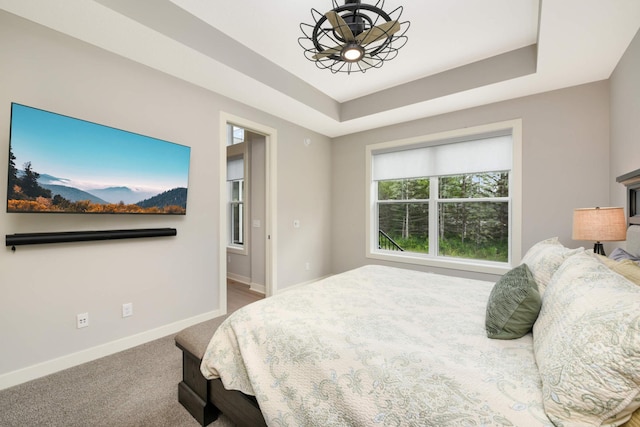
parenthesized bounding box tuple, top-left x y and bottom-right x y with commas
(429, 177, 438, 256)
(377, 199, 430, 204)
(439, 197, 510, 203)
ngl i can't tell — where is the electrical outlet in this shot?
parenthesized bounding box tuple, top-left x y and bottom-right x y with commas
(305, 262, 310, 271)
(122, 303, 133, 318)
(77, 313, 89, 329)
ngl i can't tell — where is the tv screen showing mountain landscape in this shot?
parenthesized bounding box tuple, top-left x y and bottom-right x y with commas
(7, 103, 191, 214)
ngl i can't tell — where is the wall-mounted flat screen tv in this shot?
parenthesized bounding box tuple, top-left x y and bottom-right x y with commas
(7, 103, 191, 214)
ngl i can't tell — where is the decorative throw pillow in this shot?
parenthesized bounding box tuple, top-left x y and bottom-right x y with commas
(520, 237, 583, 295)
(610, 247, 640, 262)
(533, 252, 640, 426)
(485, 264, 541, 339)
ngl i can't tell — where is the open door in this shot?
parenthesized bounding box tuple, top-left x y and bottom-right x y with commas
(219, 112, 277, 315)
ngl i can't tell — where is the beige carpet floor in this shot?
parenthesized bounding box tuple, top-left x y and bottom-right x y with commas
(0, 332, 234, 427)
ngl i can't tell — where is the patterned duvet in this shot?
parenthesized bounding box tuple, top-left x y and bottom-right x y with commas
(201, 265, 552, 426)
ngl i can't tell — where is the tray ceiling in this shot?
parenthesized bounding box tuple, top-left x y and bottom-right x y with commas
(1, 0, 639, 137)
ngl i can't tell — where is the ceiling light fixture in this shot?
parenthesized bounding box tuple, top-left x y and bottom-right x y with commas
(299, 0, 410, 74)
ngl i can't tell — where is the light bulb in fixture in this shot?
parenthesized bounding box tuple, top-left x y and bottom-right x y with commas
(340, 43, 365, 62)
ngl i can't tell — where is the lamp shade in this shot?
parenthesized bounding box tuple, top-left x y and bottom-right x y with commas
(572, 207, 627, 242)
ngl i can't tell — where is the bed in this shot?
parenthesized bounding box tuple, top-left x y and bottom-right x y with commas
(191, 170, 640, 426)
(197, 232, 640, 426)
(203, 264, 549, 426)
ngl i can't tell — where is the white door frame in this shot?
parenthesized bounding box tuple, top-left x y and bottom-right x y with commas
(219, 112, 277, 314)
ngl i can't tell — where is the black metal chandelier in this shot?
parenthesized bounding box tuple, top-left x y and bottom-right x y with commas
(299, 0, 410, 74)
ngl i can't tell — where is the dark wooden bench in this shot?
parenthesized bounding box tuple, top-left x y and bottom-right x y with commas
(174, 315, 266, 427)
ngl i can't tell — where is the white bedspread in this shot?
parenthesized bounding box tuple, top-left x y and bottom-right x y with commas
(201, 265, 552, 426)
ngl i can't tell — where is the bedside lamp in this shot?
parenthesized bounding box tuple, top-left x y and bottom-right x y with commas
(572, 207, 627, 256)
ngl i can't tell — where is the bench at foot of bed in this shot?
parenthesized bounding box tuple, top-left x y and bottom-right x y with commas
(174, 315, 267, 427)
(175, 316, 227, 426)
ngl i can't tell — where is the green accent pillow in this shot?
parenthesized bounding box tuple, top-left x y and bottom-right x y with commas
(485, 264, 541, 339)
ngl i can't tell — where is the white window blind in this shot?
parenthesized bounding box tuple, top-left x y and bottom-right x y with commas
(227, 157, 244, 181)
(372, 135, 512, 181)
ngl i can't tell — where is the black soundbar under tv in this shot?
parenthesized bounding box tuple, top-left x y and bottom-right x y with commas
(6, 228, 177, 247)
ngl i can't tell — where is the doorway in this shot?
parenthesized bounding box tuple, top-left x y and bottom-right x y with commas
(219, 112, 277, 315)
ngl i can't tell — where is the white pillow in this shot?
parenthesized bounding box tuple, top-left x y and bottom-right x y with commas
(520, 237, 583, 295)
(533, 252, 640, 426)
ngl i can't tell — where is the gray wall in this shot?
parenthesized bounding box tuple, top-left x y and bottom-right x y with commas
(610, 29, 640, 224)
(331, 81, 610, 281)
(250, 134, 267, 290)
(0, 11, 332, 383)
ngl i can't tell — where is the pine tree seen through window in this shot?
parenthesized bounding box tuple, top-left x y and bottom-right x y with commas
(377, 173, 508, 262)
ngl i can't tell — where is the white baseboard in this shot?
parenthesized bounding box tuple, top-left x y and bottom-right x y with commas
(277, 274, 333, 294)
(249, 283, 265, 294)
(227, 274, 265, 295)
(227, 273, 250, 285)
(0, 309, 223, 391)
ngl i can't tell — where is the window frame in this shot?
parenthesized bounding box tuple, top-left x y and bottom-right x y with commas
(228, 178, 245, 249)
(365, 120, 522, 275)
(226, 127, 249, 255)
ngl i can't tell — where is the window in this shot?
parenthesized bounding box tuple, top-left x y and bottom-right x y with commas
(227, 156, 244, 248)
(377, 178, 430, 252)
(437, 172, 509, 261)
(227, 124, 248, 252)
(228, 125, 245, 146)
(367, 120, 522, 274)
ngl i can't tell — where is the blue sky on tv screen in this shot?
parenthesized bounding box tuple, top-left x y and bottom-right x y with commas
(10, 103, 190, 195)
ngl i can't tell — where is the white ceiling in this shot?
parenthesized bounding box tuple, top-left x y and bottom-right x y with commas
(1, 0, 640, 137)
(173, 0, 539, 103)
